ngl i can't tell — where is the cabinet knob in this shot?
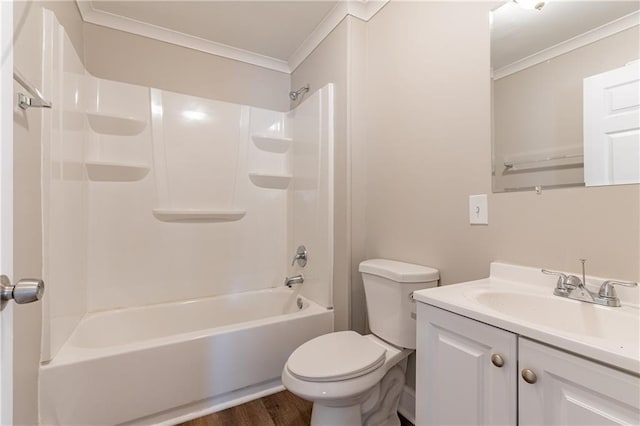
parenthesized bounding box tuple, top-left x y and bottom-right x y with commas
(491, 353, 505, 367)
(521, 369, 537, 384)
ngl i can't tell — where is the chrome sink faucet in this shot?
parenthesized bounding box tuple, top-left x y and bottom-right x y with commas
(284, 274, 304, 288)
(542, 259, 637, 307)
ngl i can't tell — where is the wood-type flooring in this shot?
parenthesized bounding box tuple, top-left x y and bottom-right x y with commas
(178, 390, 413, 426)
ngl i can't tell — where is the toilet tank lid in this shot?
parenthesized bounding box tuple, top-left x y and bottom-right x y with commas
(359, 259, 439, 283)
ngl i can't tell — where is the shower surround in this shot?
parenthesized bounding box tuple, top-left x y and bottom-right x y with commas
(38, 11, 334, 425)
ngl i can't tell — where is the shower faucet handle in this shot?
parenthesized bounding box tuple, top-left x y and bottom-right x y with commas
(291, 245, 308, 267)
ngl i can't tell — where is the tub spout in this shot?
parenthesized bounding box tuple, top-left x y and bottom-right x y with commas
(285, 274, 304, 288)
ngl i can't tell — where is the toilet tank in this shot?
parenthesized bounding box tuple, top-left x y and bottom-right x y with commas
(359, 259, 439, 349)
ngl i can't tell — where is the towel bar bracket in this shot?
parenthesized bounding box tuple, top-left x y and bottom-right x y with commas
(13, 70, 52, 110)
(18, 93, 51, 110)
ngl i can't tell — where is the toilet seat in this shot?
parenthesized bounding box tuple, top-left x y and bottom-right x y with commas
(286, 331, 386, 382)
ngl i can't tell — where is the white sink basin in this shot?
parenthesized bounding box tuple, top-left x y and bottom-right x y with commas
(413, 262, 640, 375)
(472, 290, 639, 343)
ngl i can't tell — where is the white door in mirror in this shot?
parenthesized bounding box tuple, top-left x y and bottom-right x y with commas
(584, 61, 640, 186)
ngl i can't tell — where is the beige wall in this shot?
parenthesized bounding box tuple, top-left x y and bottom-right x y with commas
(346, 18, 369, 335)
(12, 2, 85, 424)
(491, 185, 639, 280)
(364, 0, 639, 291)
(363, 1, 639, 389)
(83, 23, 291, 112)
(494, 27, 640, 191)
(364, 1, 495, 390)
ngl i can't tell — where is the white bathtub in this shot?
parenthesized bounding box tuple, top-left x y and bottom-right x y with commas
(39, 288, 333, 425)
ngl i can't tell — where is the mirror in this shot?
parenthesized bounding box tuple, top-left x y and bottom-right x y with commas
(491, 1, 640, 192)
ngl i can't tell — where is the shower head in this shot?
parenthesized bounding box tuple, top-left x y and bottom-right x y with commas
(289, 85, 310, 101)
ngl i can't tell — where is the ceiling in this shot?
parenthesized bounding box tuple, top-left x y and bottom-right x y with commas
(90, 1, 338, 61)
(491, 1, 640, 70)
(78, 1, 388, 73)
(80, 1, 637, 75)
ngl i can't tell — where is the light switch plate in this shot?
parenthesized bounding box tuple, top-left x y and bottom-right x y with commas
(469, 194, 488, 225)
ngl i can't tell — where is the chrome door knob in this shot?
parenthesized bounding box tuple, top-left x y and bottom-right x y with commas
(521, 369, 537, 384)
(491, 353, 505, 367)
(1, 275, 44, 304)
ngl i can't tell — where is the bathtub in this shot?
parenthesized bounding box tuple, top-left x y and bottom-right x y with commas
(39, 288, 333, 425)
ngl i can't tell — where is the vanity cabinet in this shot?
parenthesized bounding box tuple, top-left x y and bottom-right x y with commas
(415, 304, 517, 425)
(519, 337, 640, 425)
(416, 303, 640, 426)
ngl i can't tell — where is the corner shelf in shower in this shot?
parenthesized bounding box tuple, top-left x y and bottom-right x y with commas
(87, 112, 147, 136)
(85, 161, 150, 182)
(249, 172, 292, 189)
(252, 134, 292, 153)
(152, 209, 246, 223)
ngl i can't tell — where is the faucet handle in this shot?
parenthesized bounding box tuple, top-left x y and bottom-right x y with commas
(291, 245, 308, 267)
(541, 269, 567, 282)
(598, 280, 638, 299)
(542, 269, 576, 296)
(542, 268, 567, 283)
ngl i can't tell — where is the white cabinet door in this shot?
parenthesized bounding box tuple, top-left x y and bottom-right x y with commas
(416, 304, 517, 425)
(584, 61, 640, 186)
(519, 337, 640, 425)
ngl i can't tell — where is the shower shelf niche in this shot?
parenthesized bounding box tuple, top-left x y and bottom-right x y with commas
(251, 134, 292, 153)
(152, 209, 246, 223)
(87, 112, 147, 136)
(85, 161, 150, 182)
(249, 172, 292, 189)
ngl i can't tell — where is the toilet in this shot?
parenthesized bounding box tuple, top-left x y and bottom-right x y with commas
(282, 259, 439, 426)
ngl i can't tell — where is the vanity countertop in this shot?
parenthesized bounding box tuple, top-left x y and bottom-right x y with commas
(413, 262, 640, 375)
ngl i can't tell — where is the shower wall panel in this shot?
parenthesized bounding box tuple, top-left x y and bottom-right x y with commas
(41, 11, 89, 361)
(41, 13, 334, 360)
(87, 86, 291, 312)
(289, 85, 335, 309)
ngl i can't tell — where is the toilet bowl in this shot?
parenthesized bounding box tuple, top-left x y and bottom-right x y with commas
(282, 332, 411, 425)
(282, 259, 439, 426)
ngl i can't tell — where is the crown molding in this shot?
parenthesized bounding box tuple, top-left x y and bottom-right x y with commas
(288, 0, 389, 72)
(77, 0, 390, 75)
(77, 1, 291, 73)
(493, 10, 640, 80)
(349, 0, 389, 22)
